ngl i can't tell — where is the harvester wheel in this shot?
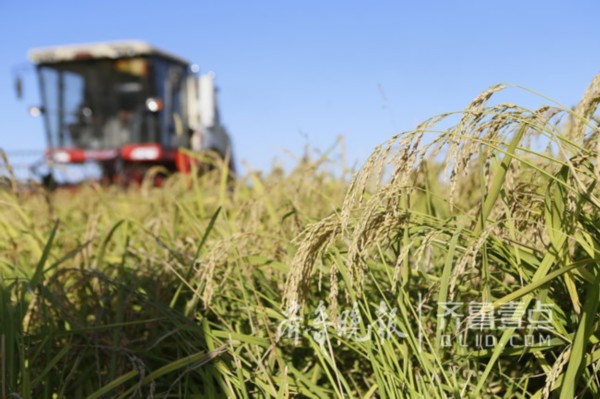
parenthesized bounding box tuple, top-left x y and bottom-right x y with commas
(41, 172, 57, 190)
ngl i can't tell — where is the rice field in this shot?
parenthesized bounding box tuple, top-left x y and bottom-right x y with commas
(1, 76, 600, 398)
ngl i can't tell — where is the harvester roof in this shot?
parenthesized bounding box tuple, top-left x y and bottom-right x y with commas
(28, 40, 189, 66)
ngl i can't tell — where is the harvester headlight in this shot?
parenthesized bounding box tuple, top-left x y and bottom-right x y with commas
(52, 151, 71, 163)
(145, 97, 163, 113)
(81, 107, 93, 118)
(28, 106, 44, 117)
(130, 146, 160, 160)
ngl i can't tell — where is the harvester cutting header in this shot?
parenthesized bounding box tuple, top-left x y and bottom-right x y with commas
(21, 40, 233, 184)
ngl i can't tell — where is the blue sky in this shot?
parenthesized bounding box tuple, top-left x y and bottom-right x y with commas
(1, 1, 599, 176)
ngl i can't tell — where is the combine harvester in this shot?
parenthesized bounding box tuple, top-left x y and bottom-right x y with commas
(16, 40, 233, 186)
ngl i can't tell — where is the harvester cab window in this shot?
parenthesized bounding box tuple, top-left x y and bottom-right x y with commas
(38, 57, 159, 150)
(62, 71, 85, 147)
(152, 57, 187, 148)
(103, 59, 148, 148)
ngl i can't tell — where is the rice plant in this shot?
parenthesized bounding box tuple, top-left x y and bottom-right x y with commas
(1, 76, 599, 398)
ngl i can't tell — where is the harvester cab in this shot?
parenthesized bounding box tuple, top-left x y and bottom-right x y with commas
(21, 40, 233, 185)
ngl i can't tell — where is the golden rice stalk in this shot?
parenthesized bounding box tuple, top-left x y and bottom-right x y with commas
(542, 347, 571, 399)
(284, 214, 341, 308)
(284, 79, 600, 311)
(566, 72, 600, 141)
